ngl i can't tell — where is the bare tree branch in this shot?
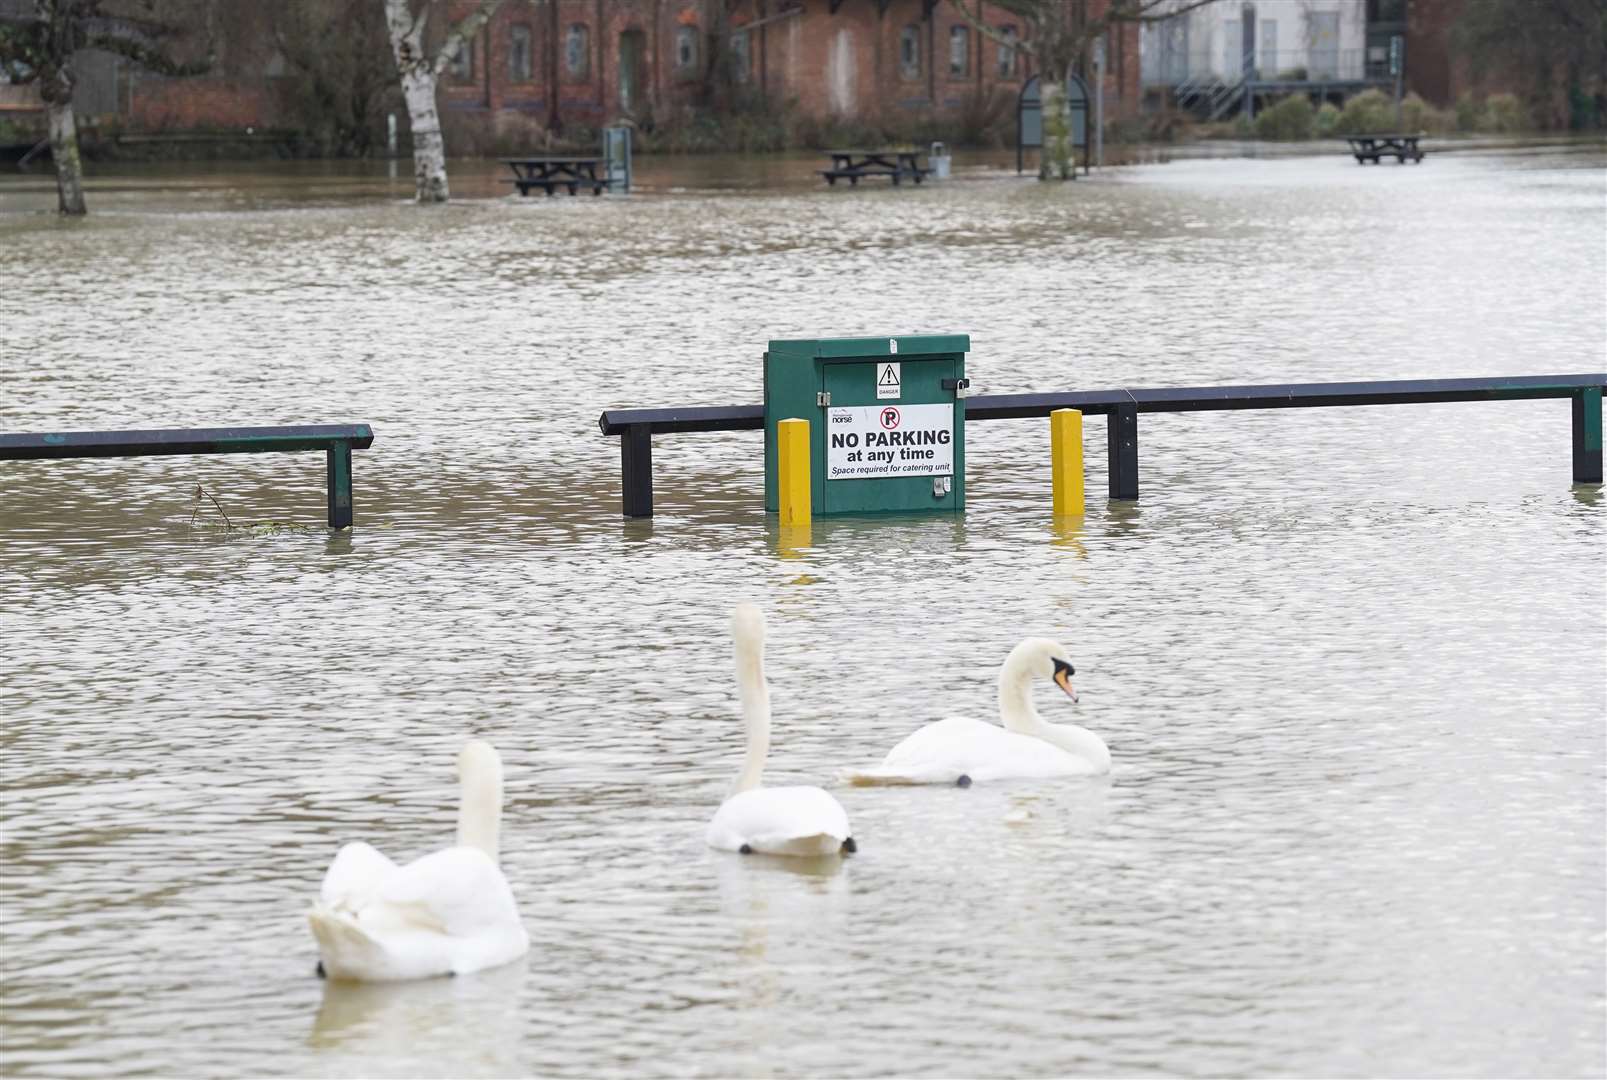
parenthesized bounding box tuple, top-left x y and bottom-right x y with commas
(945, 0, 1224, 82)
(85, 30, 210, 75)
(949, 0, 1034, 56)
(431, 0, 503, 77)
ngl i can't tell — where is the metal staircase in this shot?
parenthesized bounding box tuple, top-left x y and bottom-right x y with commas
(1173, 71, 1246, 121)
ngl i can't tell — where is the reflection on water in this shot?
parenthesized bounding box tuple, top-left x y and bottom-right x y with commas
(1, 146, 1604, 1078)
(310, 963, 529, 1075)
(1049, 516, 1090, 560)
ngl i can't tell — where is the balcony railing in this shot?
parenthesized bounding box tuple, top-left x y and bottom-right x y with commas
(1146, 47, 1376, 87)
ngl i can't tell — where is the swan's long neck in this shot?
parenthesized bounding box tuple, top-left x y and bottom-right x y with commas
(998, 652, 1110, 770)
(456, 745, 504, 864)
(733, 621, 770, 794)
(998, 654, 1043, 734)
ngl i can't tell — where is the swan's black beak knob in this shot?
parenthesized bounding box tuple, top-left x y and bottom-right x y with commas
(1052, 658, 1078, 703)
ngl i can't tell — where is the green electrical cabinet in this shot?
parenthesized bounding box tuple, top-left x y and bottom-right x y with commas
(764, 335, 969, 515)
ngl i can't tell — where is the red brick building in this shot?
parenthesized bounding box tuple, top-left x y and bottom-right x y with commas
(439, 0, 1143, 133)
(9, 0, 1144, 146)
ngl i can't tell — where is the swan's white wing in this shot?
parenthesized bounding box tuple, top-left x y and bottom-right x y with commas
(843, 716, 1096, 785)
(311, 846, 528, 982)
(320, 842, 399, 908)
(371, 847, 522, 936)
(707, 785, 852, 857)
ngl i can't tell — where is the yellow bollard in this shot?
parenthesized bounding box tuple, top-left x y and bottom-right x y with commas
(1051, 408, 1085, 517)
(777, 417, 811, 526)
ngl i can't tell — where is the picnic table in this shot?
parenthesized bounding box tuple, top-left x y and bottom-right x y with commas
(820, 149, 929, 186)
(1345, 134, 1426, 164)
(500, 156, 613, 196)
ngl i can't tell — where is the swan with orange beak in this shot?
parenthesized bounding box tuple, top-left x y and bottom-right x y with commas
(843, 638, 1109, 786)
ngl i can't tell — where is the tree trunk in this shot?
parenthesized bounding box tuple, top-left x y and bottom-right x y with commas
(400, 64, 449, 201)
(1040, 73, 1074, 181)
(47, 98, 87, 215)
(384, 0, 450, 203)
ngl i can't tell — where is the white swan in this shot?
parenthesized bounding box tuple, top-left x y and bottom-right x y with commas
(843, 638, 1110, 785)
(706, 604, 855, 857)
(308, 740, 530, 982)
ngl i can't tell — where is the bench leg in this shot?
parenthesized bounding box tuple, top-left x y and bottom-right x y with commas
(1574, 388, 1603, 484)
(326, 440, 354, 528)
(1107, 404, 1139, 500)
(622, 423, 654, 517)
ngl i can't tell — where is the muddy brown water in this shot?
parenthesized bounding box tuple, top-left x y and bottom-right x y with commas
(1, 145, 1604, 1078)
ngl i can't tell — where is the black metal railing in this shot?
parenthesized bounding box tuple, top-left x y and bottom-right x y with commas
(598, 374, 1606, 517)
(0, 424, 376, 528)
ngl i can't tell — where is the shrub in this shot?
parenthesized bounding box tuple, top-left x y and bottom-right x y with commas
(1399, 92, 1453, 134)
(1481, 92, 1529, 133)
(1335, 89, 1396, 134)
(1455, 94, 1485, 132)
(1315, 102, 1341, 136)
(1254, 93, 1314, 140)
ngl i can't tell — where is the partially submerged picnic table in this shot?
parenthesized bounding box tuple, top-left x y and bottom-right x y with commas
(1346, 134, 1426, 164)
(501, 156, 613, 196)
(820, 148, 929, 186)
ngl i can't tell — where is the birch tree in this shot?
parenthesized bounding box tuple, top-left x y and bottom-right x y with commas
(382, 0, 505, 203)
(948, 0, 1222, 178)
(0, 0, 210, 215)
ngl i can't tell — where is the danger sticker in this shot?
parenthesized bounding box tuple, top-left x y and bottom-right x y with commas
(876, 362, 900, 400)
(826, 403, 954, 480)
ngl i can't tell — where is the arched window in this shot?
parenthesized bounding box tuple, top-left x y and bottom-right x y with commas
(996, 25, 1018, 77)
(898, 24, 921, 80)
(565, 24, 590, 78)
(675, 25, 699, 71)
(948, 25, 970, 77)
(508, 24, 533, 81)
(448, 38, 474, 82)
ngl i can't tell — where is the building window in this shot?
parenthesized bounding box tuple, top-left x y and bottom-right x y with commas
(949, 25, 970, 77)
(676, 25, 699, 71)
(565, 24, 589, 78)
(996, 25, 1017, 78)
(730, 30, 751, 82)
(898, 24, 921, 80)
(509, 24, 533, 81)
(449, 38, 474, 82)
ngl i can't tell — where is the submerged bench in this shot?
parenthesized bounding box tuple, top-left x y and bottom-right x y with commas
(597, 375, 1605, 517)
(820, 149, 929, 186)
(500, 156, 614, 197)
(1347, 134, 1425, 164)
(0, 424, 376, 528)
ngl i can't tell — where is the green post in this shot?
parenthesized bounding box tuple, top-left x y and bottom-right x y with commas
(326, 440, 354, 528)
(1574, 388, 1603, 484)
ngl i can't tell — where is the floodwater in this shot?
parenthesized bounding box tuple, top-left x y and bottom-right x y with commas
(2, 144, 1604, 1078)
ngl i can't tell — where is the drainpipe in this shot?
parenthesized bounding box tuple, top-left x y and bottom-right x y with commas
(596, 0, 606, 116)
(759, 0, 768, 103)
(548, 0, 562, 132)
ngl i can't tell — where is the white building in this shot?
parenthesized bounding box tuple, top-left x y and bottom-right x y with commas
(1143, 0, 1371, 88)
